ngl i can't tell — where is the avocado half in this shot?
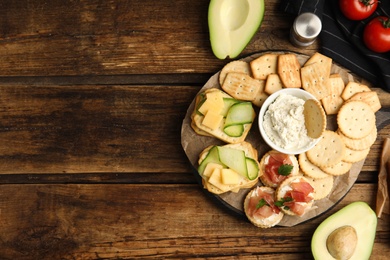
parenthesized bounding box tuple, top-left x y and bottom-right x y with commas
(208, 0, 265, 59)
(311, 201, 377, 260)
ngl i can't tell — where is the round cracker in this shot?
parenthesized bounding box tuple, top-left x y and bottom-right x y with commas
(259, 151, 299, 188)
(343, 146, 370, 163)
(306, 130, 345, 168)
(299, 152, 330, 179)
(337, 127, 377, 151)
(303, 99, 326, 139)
(337, 100, 376, 139)
(219, 60, 251, 86)
(305, 175, 334, 200)
(244, 186, 284, 228)
(320, 160, 352, 176)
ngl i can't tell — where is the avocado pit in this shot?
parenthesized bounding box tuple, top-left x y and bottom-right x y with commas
(326, 225, 357, 260)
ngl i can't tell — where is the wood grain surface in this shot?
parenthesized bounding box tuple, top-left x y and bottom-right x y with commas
(0, 0, 388, 259)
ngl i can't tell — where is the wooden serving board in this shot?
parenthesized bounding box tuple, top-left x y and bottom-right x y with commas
(181, 51, 367, 227)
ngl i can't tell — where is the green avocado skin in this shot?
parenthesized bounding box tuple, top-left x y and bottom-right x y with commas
(208, 0, 265, 59)
(311, 201, 377, 260)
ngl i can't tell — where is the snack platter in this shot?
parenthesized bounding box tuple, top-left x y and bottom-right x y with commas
(181, 51, 378, 227)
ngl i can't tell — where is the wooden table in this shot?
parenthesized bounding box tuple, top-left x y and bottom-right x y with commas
(0, 1, 388, 259)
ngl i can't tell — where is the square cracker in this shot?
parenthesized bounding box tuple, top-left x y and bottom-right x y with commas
(252, 81, 268, 107)
(341, 81, 371, 100)
(321, 74, 345, 115)
(304, 52, 332, 72)
(277, 53, 301, 88)
(250, 53, 278, 80)
(264, 73, 283, 95)
(222, 72, 263, 101)
(301, 61, 330, 100)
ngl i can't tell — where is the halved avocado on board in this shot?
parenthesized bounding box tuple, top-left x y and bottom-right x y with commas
(208, 0, 265, 59)
(311, 202, 377, 260)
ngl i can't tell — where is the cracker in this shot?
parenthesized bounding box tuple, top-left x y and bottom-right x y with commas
(219, 60, 251, 86)
(349, 91, 381, 113)
(299, 152, 330, 179)
(343, 146, 370, 163)
(277, 53, 301, 88)
(304, 52, 333, 71)
(251, 82, 268, 107)
(222, 72, 262, 101)
(305, 175, 334, 200)
(321, 160, 352, 176)
(341, 81, 371, 101)
(303, 99, 326, 139)
(301, 61, 330, 100)
(306, 130, 346, 168)
(321, 74, 345, 115)
(337, 100, 376, 139)
(337, 127, 377, 151)
(250, 53, 279, 80)
(264, 73, 283, 95)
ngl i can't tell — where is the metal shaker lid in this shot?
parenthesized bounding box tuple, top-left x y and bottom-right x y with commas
(292, 12, 322, 45)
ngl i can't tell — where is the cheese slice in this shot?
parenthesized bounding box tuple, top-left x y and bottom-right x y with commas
(202, 162, 224, 178)
(221, 168, 242, 185)
(202, 110, 223, 130)
(208, 168, 233, 192)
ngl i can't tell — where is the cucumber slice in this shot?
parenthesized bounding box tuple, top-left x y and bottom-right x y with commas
(223, 124, 244, 137)
(246, 157, 259, 180)
(221, 98, 240, 117)
(198, 146, 221, 175)
(195, 93, 207, 116)
(217, 146, 248, 178)
(224, 102, 254, 127)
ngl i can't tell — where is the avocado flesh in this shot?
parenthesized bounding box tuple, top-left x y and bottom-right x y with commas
(208, 0, 265, 59)
(311, 202, 377, 260)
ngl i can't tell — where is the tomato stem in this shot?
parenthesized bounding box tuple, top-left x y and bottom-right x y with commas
(360, 0, 378, 7)
(380, 17, 390, 28)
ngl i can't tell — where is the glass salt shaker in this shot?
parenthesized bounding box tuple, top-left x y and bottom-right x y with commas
(290, 12, 322, 47)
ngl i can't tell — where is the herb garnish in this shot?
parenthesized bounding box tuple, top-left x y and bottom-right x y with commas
(256, 198, 269, 209)
(275, 197, 293, 210)
(278, 164, 294, 176)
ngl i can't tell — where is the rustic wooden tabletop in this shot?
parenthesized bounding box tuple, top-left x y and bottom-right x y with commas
(0, 0, 388, 259)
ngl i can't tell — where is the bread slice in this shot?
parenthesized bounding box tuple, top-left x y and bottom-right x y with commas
(191, 88, 255, 144)
(198, 142, 259, 195)
(259, 150, 299, 188)
(244, 186, 284, 228)
(276, 175, 314, 216)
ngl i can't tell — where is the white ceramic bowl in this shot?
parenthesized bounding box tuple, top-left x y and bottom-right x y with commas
(258, 88, 321, 155)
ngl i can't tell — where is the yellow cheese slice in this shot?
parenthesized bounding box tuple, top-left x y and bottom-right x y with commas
(208, 168, 233, 192)
(202, 162, 224, 178)
(221, 168, 242, 185)
(202, 110, 223, 130)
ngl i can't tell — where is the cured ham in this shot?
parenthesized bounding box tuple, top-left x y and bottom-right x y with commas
(247, 187, 280, 218)
(265, 154, 291, 181)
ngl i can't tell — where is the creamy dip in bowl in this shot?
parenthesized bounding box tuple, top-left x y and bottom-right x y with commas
(258, 88, 321, 155)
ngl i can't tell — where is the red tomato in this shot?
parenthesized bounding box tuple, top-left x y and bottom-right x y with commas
(363, 16, 390, 53)
(339, 0, 378, 20)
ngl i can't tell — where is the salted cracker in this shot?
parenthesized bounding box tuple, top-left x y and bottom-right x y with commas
(306, 130, 346, 168)
(341, 81, 371, 101)
(301, 61, 330, 100)
(264, 73, 283, 95)
(222, 72, 262, 101)
(337, 100, 376, 139)
(321, 74, 345, 115)
(349, 91, 381, 113)
(321, 161, 352, 176)
(343, 146, 370, 163)
(219, 60, 251, 86)
(250, 53, 279, 80)
(299, 152, 330, 179)
(305, 175, 334, 200)
(277, 53, 301, 88)
(303, 99, 326, 139)
(337, 127, 377, 151)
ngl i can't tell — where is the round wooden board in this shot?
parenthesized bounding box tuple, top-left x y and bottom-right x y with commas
(181, 51, 366, 227)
